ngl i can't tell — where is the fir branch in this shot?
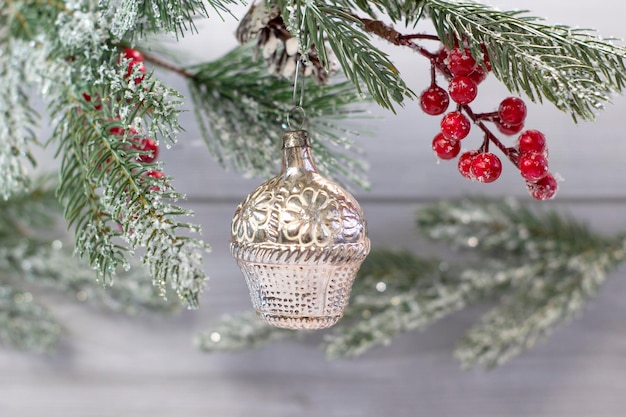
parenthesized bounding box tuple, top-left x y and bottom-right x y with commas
(424, 0, 626, 121)
(51, 51, 210, 307)
(418, 198, 626, 367)
(275, 0, 413, 111)
(0, 39, 40, 199)
(188, 45, 369, 188)
(324, 250, 510, 358)
(0, 174, 179, 352)
(196, 250, 511, 358)
(103, 0, 237, 40)
(417, 198, 609, 260)
(1, 0, 64, 41)
(455, 249, 621, 368)
(1, 241, 181, 316)
(0, 284, 62, 353)
(0, 175, 57, 234)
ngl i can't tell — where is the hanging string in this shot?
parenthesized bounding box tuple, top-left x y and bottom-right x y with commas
(287, 0, 307, 130)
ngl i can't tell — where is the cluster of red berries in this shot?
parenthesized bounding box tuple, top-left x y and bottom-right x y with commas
(419, 44, 558, 200)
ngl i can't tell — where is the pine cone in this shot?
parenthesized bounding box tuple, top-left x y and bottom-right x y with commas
(236, 1, 336, 84)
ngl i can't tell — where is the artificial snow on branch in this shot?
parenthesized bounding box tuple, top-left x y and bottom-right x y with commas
(188, 44, 369, 186)
(0, 177, 179, 353)
(198, 199, 626, 368)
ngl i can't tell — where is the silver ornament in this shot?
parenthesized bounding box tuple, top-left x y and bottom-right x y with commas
(230, 130, 370, 330)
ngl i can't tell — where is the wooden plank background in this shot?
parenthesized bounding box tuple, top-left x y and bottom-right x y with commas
(2, 1, 626, 416)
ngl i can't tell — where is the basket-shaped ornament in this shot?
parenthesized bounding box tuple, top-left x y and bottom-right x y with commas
(230, 130, 370, 330)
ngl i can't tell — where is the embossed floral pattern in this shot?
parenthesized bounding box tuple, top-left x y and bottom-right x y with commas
(339, 206, 365, 243)
(231, 184, 274, 243)
(279, 187, 342, 246)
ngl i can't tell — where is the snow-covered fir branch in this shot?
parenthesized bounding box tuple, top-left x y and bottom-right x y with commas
(198, 199, 626, 368)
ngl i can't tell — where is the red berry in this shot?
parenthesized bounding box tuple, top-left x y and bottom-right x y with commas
(518, 130, 546, 155)
(109, 126, 125, 136)
(441, 111, 471, 141)
(498, 97, 527, 126)
(468, 66, 488, 85)
(519, 152, 549, 182)
(135, 138, 159, 163)
(82, 93, 103, 110)
(470, 152, 502, 183)
(420, 85, 450, 115)
(458, 150, 479, 180)
(448, 76, 478, 104)
(146, 170, 164, 179)
(145, 170, 164, 192)
(122, 48, 144, 64)
(446, 48, 477, 76)
(496, 120, 524, 136)
(432, 133, 460, 160)
(526, 173, 558, 200)
(109, 124, 137, 137)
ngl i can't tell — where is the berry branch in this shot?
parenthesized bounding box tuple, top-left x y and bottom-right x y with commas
(357, 15, 558, 199)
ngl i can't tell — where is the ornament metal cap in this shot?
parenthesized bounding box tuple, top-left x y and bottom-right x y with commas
(230, 129, 370, 330)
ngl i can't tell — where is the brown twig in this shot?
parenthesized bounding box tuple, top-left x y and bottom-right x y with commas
(137, 49, 196, 80)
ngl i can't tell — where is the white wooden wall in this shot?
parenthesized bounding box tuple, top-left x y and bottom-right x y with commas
(2, 1, 626, 416)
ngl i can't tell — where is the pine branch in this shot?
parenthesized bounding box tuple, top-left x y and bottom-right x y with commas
(455, 249, 620, 368)
(0, 174, 180, 352)
(0, 38, 40, 199)
(188, 45, 370, 188)
(333, 0, 427, 24)
(104, 0, 239, 40)
(50, 50, 210, 307)
(275, 0, 413, 111)
(424, 0, 626, 121)
(417, 198, 608, 259)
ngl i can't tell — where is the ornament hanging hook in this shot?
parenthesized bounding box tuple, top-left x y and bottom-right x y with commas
(288, 57, 307, 129)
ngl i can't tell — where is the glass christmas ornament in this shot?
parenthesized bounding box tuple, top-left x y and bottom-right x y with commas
(230, 129, 370, 330)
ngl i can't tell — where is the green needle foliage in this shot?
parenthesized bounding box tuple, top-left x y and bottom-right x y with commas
(198, 199, 626, 369)
(188, 45, 369, 187)
(275, 0, 413, 111)
(52, 56, 210, 306)
(0, 177, 179, 353)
